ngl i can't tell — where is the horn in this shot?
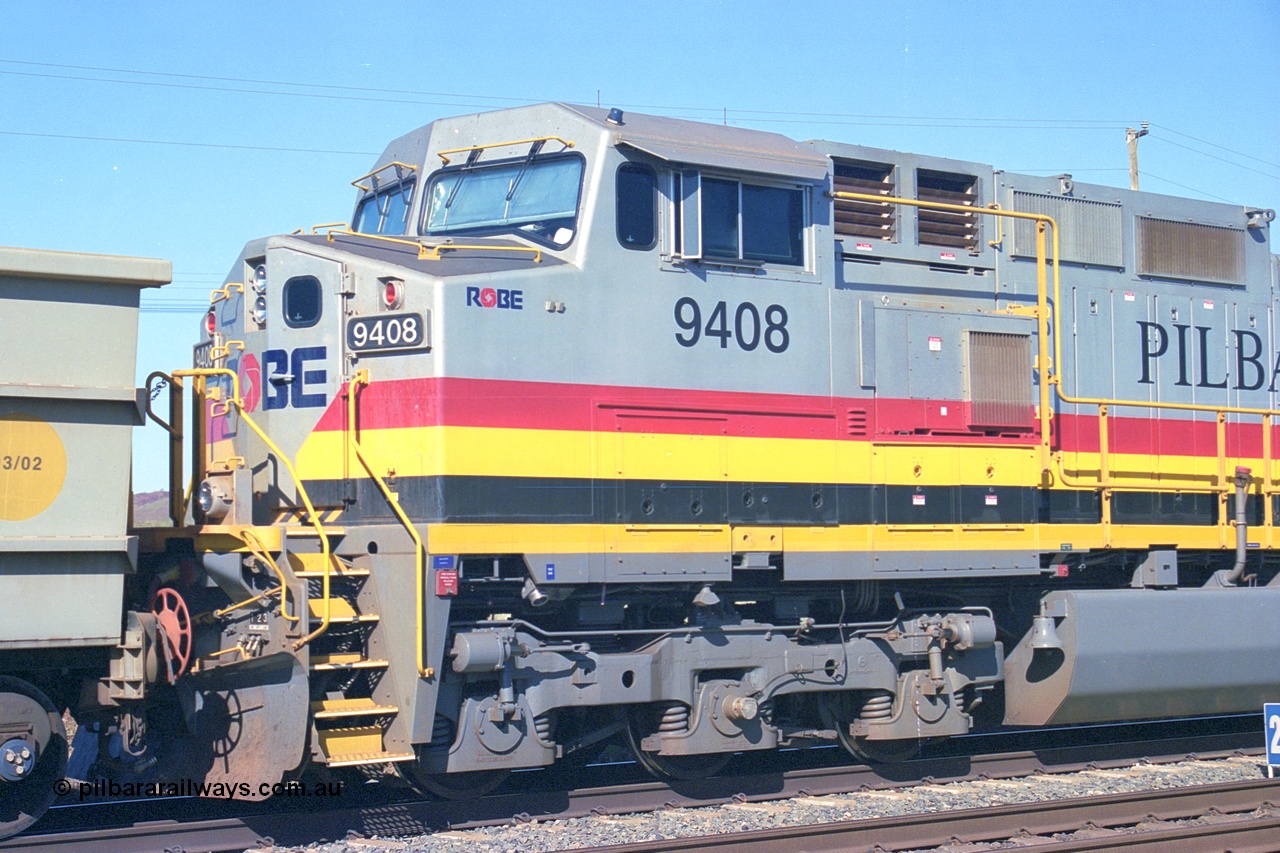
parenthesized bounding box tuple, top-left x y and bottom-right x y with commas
(1029, 614, 1064, 650)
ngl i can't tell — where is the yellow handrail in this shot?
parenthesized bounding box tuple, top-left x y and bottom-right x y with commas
(346, 371, 432, 678)
(213, 585, 284, 619)
(172, 368, 335, 649)
(209, 340, 244, 363)
(324, 228, 543, 263)
(351, 161, 418, 192)
(436, 135, 574, 165)
(832, 191, 1280, 499)
(209, 282, 244, 304)
(301, 221, 351, 235)
(241, 528, 299, 623)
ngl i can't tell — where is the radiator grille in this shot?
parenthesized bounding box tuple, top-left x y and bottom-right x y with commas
(917, 169, 978, 252)
(1137, 217, 1245, 285)
(833, 160, 896, 242)
(968, 331, 1033, 430)
(1011, 191, 1123, 267)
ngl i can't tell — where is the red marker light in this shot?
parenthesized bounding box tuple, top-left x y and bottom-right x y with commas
(382, 279, 404, 310)
(204, 310, 217, 335)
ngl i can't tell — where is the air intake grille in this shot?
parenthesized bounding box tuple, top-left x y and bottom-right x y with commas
(968, 331, 1033, 430)
(1137, 217, 1245, 285)
(1011, 191, 1123, 267)
(917, 169, 978, 252)
(833, 160, 896, 242)
(845, 408, 869, 437)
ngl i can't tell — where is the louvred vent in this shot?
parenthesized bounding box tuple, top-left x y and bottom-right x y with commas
(833, 160, 896, 243)
(917, 169, 979, 253)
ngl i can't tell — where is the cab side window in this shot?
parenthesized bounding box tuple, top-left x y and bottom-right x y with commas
(672, 172, 807, 267)
(354, 179, 415, 235)
(616, 163, 657, 250)
(282, 276, 323, 328)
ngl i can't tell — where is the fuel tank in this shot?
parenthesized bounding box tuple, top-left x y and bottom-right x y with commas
(1004, 588, 1280, 726)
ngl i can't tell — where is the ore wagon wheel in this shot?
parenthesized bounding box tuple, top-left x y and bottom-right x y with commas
(624, 704, 732, 781)
(149, 588, 192, 684)
(0, 678, 68, 840)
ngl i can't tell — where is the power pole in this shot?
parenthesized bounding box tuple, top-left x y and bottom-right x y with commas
(1126, 121, 1150, 190)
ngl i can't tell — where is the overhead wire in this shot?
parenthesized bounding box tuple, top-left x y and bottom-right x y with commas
(1146, 134, 1280, 181)
(1149, 123, 1280, 171)
(1, 58, 1272, 209)
(0, 129, 377, 156)
(0, 68, 517, 112)
(0, 59, 544, 104)
(1139, 173, 1240, 204)
(0, 59, 1135, 129)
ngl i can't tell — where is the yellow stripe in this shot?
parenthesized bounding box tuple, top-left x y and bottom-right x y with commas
(299, 426, 1051, 484)
(297, 423, 1269, 493)
(429, 523, 732, 555)
(429, 521, 1252, 555)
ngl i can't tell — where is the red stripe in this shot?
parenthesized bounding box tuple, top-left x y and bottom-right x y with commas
(316, 376, 1274, 456)
(1056, 412, 1275, 458)
(318, 378, 845, 438)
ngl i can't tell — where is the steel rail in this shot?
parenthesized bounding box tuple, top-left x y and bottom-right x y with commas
(3, 732, 1262, 853)
(571, 777, 1280, 853)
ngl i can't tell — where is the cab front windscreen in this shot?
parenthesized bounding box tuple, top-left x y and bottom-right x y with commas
(422, 155, 584, 248)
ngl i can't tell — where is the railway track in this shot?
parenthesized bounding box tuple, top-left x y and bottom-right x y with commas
(1, 727, 1267, 853)
(571, 778, 1280, 852)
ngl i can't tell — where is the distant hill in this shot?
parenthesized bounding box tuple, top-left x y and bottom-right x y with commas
(132, 490, 173, 527)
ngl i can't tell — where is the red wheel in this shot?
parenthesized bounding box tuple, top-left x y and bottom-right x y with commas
(149, 588, 192, 684)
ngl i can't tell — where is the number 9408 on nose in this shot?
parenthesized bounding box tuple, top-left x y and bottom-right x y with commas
(347, 312, 428, 352)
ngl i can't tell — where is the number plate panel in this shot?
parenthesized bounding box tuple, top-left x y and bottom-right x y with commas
(347, 312, 429, 352)
(193, 335, 222, 369)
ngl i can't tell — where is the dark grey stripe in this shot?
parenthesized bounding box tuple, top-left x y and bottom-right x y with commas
(297, 476, 1144, 526)
(304, 475, 1266, 528)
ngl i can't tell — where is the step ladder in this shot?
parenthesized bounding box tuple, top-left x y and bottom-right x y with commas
(289, 540, 413, 769)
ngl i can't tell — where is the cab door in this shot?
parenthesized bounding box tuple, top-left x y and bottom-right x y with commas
(254, 247, 345, 511)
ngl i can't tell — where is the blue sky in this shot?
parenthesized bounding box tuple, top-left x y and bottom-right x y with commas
(3, 1, 1277, 490)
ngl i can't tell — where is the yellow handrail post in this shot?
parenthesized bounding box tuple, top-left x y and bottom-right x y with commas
(345, 372, 432, 678)
(1265, 413, 1274, 543)
(1034, 221, 1052, 482)
(1101, 488, 1112, 547)
(1217, 411, 1230, 548)
(1099, 404, 1110, 485)
(1267, 413, 1275, 489)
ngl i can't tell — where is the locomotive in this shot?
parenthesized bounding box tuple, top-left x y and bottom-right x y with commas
(4, 102, 1280, 836)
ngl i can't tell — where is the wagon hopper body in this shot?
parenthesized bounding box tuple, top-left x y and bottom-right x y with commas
(0, 246, 171, 836)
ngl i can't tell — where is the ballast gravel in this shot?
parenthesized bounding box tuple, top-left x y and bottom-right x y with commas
(249, 755, 1268, 853)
